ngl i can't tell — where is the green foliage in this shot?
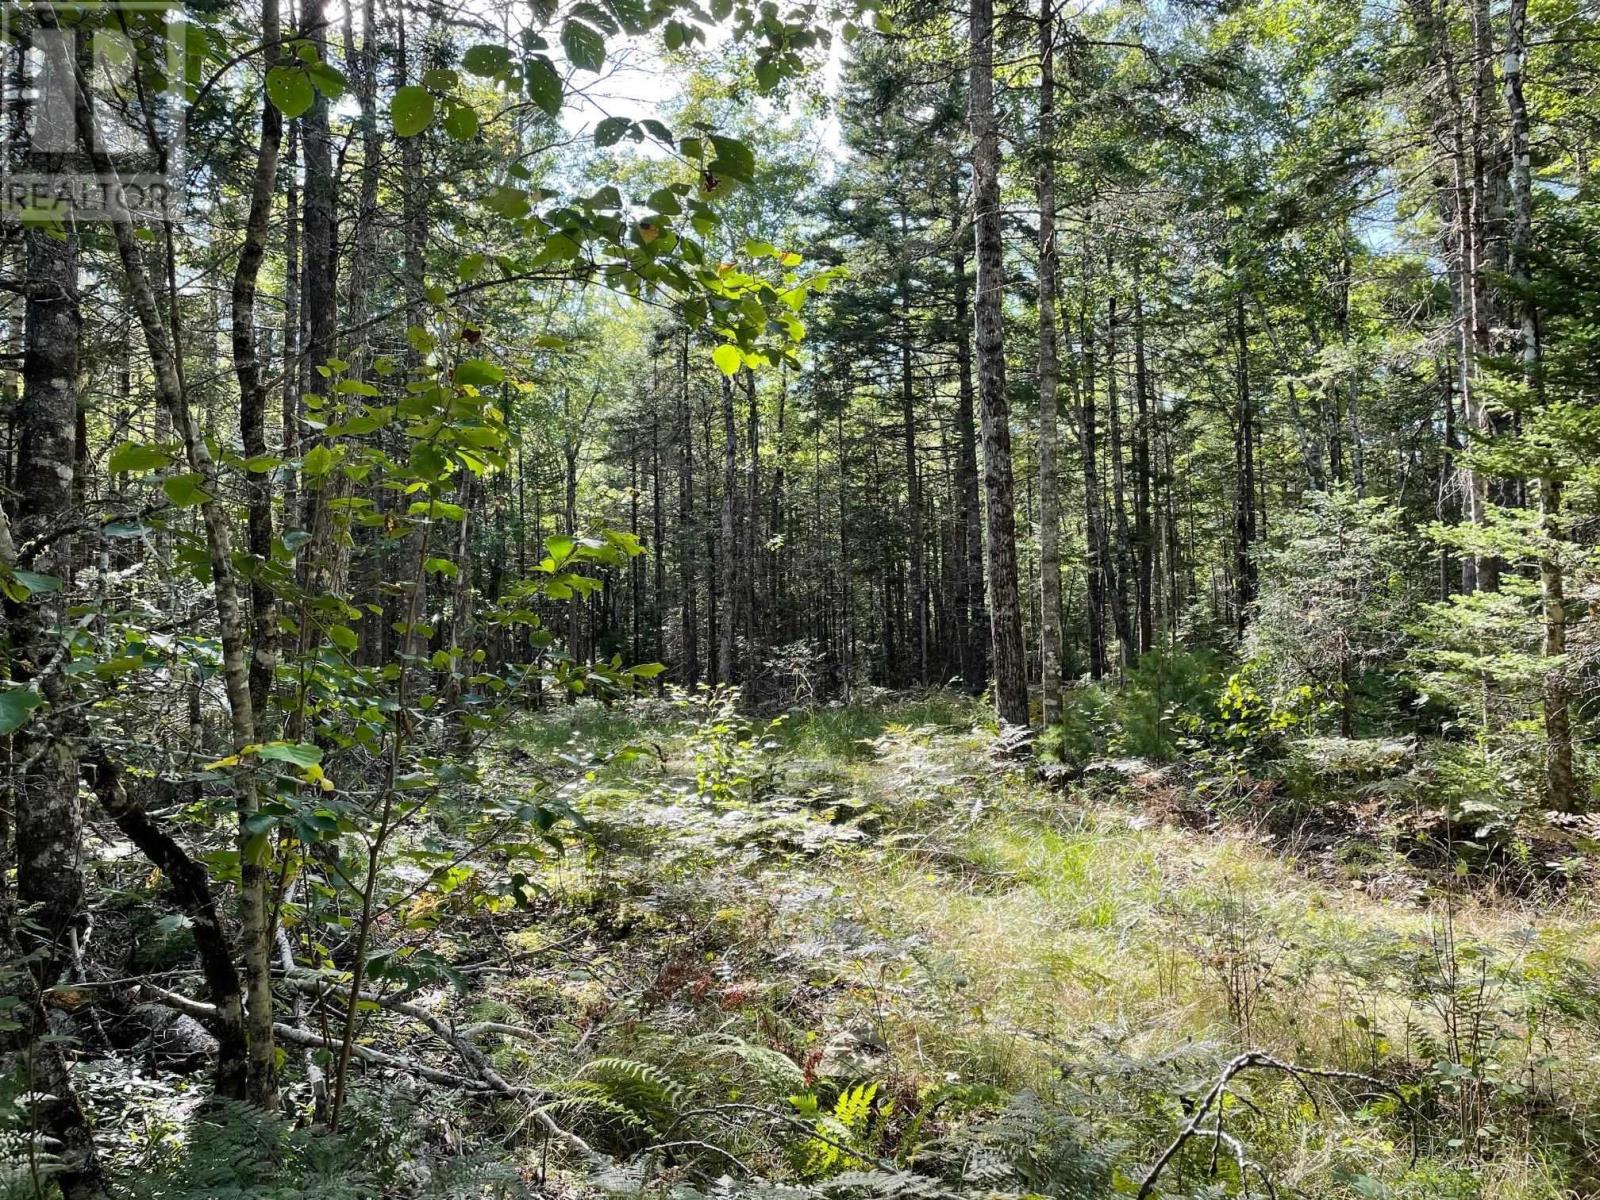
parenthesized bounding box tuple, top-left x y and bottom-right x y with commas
(676, 685, 789, 805)
(118, 1099, 379, 1200)
(1041, 649, 1230, 767)
(1248, 487, 1420, 733)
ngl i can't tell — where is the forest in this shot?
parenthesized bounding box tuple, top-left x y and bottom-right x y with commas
(1, 0, 1598, 1194)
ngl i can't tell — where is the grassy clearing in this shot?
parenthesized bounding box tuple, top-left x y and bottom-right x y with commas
(124, 695, 1594, 1198)
(458, 694, 1600, 1198)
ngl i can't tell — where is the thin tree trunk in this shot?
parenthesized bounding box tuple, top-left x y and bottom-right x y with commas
(65, 40, 273, 1107)
(281, 124, 301, 533)
(969, 0, 1028, 725)
(1233, 291, 1258, 639)
(1079, 248, 1109, 680)
(897, 207, 927, 686)
(1106, 290, 1135, 667)
(744, 369, 761, 676)
(1502, 0, 1575, 809)
(231, 0, 283, 727)
(1133, 291, 1155, 653)
(718, 371, 738, 685)
(1036, 0, 1063, 723)
(953, 242, 988, 695)
(678, 331, 699, 686)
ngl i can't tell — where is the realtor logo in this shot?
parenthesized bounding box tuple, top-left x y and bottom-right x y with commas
(1, 1, 187, 221)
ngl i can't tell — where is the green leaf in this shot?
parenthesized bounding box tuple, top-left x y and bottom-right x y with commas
(455, 359, 504, 387)
(561, 20, 605, 72)
(525, 56, 563, 116)
(109, 440, 172, 473)
(327, 624, 360, 652)
(408, 500, 467, 521)
(265, 66, 314, 118)
(162, 473, 210, 507)
(302, 444, 338, 477)
(10, 569, 62, 597)
(406, 325, 438, 355)
(0, 686, 43, 735)
(712, 344, 742, 376)
(708, 135, 755, 182)
(443, 102, 479, 141)
(463, 43, 513, 76)
(335, 379, 380, 396)
(308, 61, 345, 99)
(594, 115, 630, 147)
(390, 85, 436, 137)
(647, 187, 682, 215)
(483, 185, 532, 219)
(257, 741, 323, 767)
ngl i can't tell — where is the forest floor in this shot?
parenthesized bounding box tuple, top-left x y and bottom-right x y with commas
(395, 691, 1600, 1200)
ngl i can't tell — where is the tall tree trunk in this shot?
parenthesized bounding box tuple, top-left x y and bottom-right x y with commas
(4, 213, 106, 1200)
(1079, 250, 1109, 680)
(677, 331, 699, 685)
(392, 8, 431, 682)
(227, 0, 286, 1113)
(1036, 0, 1063, 724)
(1105, 290, 1135, 668)
(65, 37, 273, 1107)
(744, 370, 761, 675)
(1502, 0, 1575, 810)
(718, 372, 738, 684)
(652, 409, 667, 668)
(281, 123, 301, 533)
(1233, 290, 1257, 639)
(952, 242, 988, 695)
(232, 0, 283, 728)
(1133, 290, 1155, 653)
(897, 207, 927, 686)
(969, 0, 1028, 725)
(299, 0, 338, 610)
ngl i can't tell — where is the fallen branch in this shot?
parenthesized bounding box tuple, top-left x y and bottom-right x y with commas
(142, 977, 591, 1155)
(1136, 1051, 1403, 1200)
(667, 1103, 897, 1173)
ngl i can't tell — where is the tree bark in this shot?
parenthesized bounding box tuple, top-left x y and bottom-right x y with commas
(677, 331, 699, 686)
(65, 40, 273, 1107)
(1106, 289, 1135, 668)
(1233, 290, 1257, 639)
(231, 0, 283, 727)
(1079, 250, 1109, 680)
(718, 371, 738, 685)
(1036, 0, 1063, 724)
(952, 242, 988, 695)
(5, 209, 106, 1200)
(1132, 290, 1155, 654)
(1502, 0, 1576, 810)
(969, 0, 1028, 725)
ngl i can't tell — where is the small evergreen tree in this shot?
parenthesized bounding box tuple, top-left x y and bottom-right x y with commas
(1247, 487, 1419, 737)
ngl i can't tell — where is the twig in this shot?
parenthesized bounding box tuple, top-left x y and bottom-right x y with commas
(1136, 1051, 1405, 1200)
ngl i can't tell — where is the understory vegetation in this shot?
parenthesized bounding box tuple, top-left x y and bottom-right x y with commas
(10, 693, 1593, 1199)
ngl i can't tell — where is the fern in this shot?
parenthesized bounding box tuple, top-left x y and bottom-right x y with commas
(556, 1056, 687, 1148)
(694, 1031, 808, 1093)
(118, 1099, 380, 1200)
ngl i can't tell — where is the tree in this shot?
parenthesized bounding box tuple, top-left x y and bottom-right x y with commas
(969, 0, 1029, 725)
(1248, 488, 1418, 737)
